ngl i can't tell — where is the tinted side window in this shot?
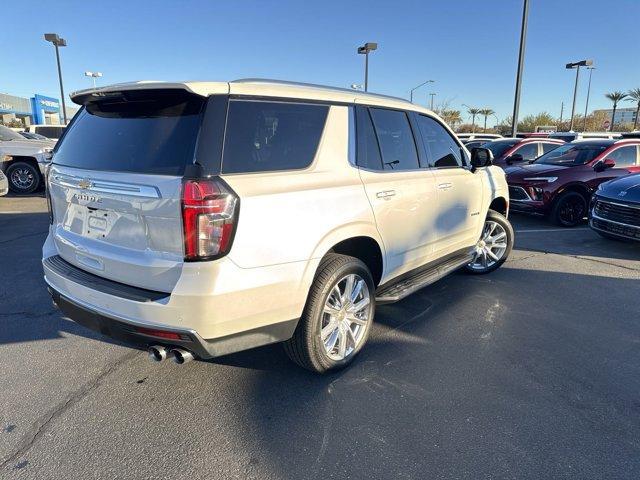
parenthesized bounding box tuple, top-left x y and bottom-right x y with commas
(514, 142, 538, 161)
(542, 143, 559, 154)
(607, 146, 638, 167)
(369, 108, 419, 171)
(415, 115, 463, 167)
(356, 107, 383, 170)
(222, 100, 329, 174)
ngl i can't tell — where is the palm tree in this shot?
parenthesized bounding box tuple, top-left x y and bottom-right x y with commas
(626, 88, 640, 131)
(441, 109, 462, 128)
(605, 91, 628, 131)
(467, 108, 481, 133)
(479, 108, 495, 132)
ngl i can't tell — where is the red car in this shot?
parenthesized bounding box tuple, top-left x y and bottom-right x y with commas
(506, 139, 640, 226)
(484, 137, 564, 168)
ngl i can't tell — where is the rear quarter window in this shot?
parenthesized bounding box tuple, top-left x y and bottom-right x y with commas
(221, 100, 329, 174)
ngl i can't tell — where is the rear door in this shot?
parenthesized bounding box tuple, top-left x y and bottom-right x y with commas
(47, 89, 206, 292)
(355, 106, 438, 280)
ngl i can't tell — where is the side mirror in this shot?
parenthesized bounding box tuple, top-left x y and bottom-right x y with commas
(470, 147, 493, 171)
(594, 158, 615, 172)
(506, 153, 524, 165)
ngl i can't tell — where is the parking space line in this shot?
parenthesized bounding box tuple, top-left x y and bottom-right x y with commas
(516, 228, 590, 233)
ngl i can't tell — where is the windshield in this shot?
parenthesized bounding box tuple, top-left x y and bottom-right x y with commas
(533, 143, 608, 166)
(484, 139, 519, 158)
(0, 125, 24, 141)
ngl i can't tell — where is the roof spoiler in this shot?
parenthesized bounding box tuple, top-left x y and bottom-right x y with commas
(70, 82, 206, 106)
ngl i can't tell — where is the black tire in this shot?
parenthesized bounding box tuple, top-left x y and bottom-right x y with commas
(284, 253, 375, 374)
(550, 191, 587, 227)
(465, 209, 514, 274)
(6, 161, 41, 194)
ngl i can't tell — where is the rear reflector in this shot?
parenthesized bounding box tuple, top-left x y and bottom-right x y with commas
(135, 327, 185, 340)
(182, 178, 239, 261)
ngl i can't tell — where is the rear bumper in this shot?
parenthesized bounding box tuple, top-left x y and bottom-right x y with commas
(47, 284, 298, 359)
(42, 246, 303, 359)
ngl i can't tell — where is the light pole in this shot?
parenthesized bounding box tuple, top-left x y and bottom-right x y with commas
(44, 33, 68, 124)
(583, 66, 595, 132)
(357, 42, 377, 92)
(510, 0, 529, 138)
(566, 59, 593, 131)
(85, 71, 103, 88)
(429, 93, 436, 110)
(409, 80, 434, 103)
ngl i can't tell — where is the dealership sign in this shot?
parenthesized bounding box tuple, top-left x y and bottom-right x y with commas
(40, 99, 59, 109)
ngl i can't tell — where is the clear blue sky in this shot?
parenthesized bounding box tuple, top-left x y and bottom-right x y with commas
(2, 0, 639, 124)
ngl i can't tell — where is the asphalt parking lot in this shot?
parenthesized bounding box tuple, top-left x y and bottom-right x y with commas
(1, 194, 639, 480)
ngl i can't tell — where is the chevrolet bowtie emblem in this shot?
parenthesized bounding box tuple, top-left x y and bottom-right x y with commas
(78, 179, 93, 189)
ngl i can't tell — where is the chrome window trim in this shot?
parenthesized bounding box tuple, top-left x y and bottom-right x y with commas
(50, 173, 161, 198)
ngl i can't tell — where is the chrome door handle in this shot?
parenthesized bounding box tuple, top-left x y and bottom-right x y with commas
(437, 182, 453, 190)
(376, 190, 396, 199)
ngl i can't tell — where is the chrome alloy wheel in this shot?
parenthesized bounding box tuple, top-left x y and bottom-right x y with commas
(468, 220, 508, 271)
(11, 167, 35, 190)
(320, 274, 371, 361)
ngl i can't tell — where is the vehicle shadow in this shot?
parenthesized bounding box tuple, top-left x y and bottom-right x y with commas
(216, 266, 640, 479)
(511, 212, 639, 262)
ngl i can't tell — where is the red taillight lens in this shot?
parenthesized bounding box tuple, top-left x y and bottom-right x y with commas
(181, 178, 239, 261)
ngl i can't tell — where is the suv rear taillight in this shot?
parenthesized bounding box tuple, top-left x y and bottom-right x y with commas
(181, 178, 239, 261)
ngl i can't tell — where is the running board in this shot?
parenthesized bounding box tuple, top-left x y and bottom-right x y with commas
(375, 252, 473, 304)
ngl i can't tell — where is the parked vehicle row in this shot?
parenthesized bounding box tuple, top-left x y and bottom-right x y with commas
(42, 79, 512, 373)
(0, 125, 55, 194)
(506, 139, 640, 226)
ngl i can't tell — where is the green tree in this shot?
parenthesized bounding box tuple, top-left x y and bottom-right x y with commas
(517, 112, 556, 133)
(440, 109, 462, 128)
(467, 108, 481, 133)
(605, 91, 628, 131)
(626, 88, 640, 131)
(479, 108, 495, 132)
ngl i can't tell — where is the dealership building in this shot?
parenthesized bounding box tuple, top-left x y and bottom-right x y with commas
(0, 92, 78, 126)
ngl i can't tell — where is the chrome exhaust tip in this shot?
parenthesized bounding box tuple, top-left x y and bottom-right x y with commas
(148, 345, 169, 362)
(170, 348, 194, 365)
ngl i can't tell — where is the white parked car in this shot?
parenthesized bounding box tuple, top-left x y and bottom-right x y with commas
(25, 124, 67, 142)
(43, 79, 512, 373)
(0, 169, 8, 196)
(0, 125, 55, 193)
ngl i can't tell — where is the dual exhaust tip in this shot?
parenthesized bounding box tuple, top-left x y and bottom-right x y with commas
(148, 345, 194, 365)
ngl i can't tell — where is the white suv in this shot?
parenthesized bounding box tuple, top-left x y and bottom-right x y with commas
(43, 79, 512, 373)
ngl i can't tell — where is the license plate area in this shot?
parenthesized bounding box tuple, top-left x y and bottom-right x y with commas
(83, 207, 114, 239)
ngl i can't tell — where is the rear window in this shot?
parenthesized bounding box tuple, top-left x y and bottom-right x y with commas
(222, 100, 329, 174)
(53, 90, 205, 175)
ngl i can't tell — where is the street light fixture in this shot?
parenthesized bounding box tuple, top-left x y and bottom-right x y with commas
(85, 71, 103, 88)
(583, 66, 596, 132)
(566, 59, 593, 131)
(350, 83, 363, 91)
(357, 42, 377, 92)
(44, 33, 68, 124)
(409, 80, 434, 103)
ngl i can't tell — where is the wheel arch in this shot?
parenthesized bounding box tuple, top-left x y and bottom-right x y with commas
(489, 196, 508, 216)
(305, 224, 386, 289)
